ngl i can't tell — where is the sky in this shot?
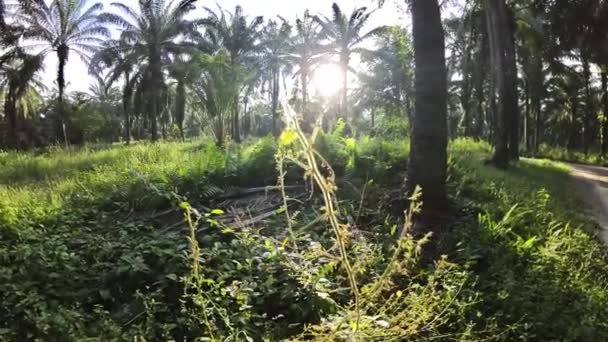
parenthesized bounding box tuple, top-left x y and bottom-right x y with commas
(39, 0, 408, 94)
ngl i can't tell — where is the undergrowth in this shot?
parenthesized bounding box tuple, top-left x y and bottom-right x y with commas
(1, 134, 607, 340)
(527, 143, 607, 166)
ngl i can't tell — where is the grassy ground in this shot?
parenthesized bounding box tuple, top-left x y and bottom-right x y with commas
(449, 140, 608, 340)
(1, 136, 607, 340)
(528, 143, 608, 166)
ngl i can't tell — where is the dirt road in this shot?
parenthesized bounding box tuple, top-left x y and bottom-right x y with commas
(569, 163, 608, 244)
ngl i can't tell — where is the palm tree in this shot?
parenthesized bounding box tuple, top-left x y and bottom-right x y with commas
(516, 7, 546, 151)
(356, 27, 413, 130)
(286, 10, 323, 124)
(87, 69, 117, 104)
(168, 55, 201, 141)
(261, 19, 292, 137)
(192, 51, 242, 147)
(16, 0, 109, 146)
(315, 3, 385, 121)
(202, 5, 264, 143)
(553, 67, 584, 149)
(101, 0, 201, 141)
(91, 38, 141, 144)
(485, 0, 520, 166)
(407, 0, 448, 218)
(0, 52, 44, 148)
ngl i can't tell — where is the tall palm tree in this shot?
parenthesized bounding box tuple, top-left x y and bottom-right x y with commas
(16, 0, 109, 146)
(286, 10, 323, 123)
(202, 5, 264, 143)
(407, 0, 448, 218)
(485, 0, 520, 166)
(261, 19, 292, 137)
(315, 3, 385, 121)
(101, 0, 201, 141)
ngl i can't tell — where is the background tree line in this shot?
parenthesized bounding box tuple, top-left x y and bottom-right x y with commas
(2, 0, 608, 215)
(0, 0, 399, 148)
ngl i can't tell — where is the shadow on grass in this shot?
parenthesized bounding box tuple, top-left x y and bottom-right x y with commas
(446, 156, 608, 339)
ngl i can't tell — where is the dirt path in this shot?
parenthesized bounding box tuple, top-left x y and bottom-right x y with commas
(568, 163, 608, 244)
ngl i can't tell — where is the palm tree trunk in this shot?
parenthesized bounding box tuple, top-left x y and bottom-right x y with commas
(461, 74, 473, 136)
(476, 96, 484, 138)
(531, 59, 543, 152)
(582, 56, 593, 154)
(216, 111, 224, 147)
(161, 113, 167, 140)
(601, 68, 608, 157)
(405, 95, 413, 135)
(301, 69, 311, 132)
(4, 87, 17, 148)
(407, 0, 448, 215)
(233, 100, 241, 143)
(243, 95, 250, 137)
(123, 73, 132, 145)
(230, 57, 241, 143)
(569, 96, 579, 150)
(534, 93, 541, 151)
(175, 79, 186, 142)
(150, 97, 159, 141)
(57, 45, 69, 148)
(485, 0, 511, 167)
(461, 47, 474, 137)
(302, 69, 308, 111)
(502, 5, 519, 161)
(149, 56, 163, 142)
(524, 81, 530, 151)
(341, 59, 348, 122)
(371, 108, 375, 131)
(473, 47, 486, 139)
(272, 70, 280, 138)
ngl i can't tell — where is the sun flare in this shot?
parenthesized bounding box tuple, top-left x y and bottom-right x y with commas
(312, 64, 343, 98)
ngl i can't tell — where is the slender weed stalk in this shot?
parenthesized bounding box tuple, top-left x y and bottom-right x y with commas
(277, 102, 441, 339)
(278, 102, 362, 331)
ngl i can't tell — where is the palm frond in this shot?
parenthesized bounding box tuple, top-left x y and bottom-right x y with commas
(351, 26, 389, 48)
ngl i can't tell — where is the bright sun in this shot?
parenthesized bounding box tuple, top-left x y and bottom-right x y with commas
(312, 64, 343, 98)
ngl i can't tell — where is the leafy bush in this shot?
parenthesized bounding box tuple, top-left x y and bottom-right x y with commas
(239, 135, 278, 185)
(350, 136, 409, 180)
(529, 143, 606, 166)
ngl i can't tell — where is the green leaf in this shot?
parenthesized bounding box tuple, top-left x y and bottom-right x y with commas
(522, 236, 538, 250)
(264, 240, 275, 250)
(210, 208, 225, 215)
(279, 129, 297, 146)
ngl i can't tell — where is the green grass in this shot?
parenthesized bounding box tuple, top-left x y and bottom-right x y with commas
(450, 139, 608, 340)
(1, 136, 607, 340)
(527, 143, 608, 166)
